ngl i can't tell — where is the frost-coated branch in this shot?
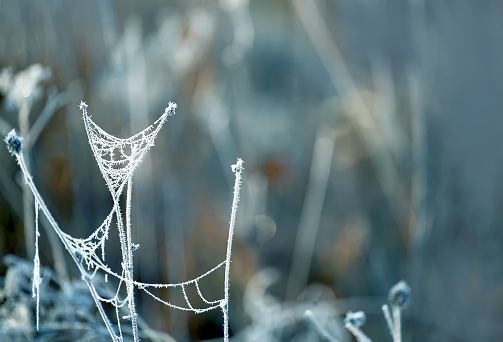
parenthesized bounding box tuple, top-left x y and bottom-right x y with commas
(5, 131, 119, 342)
(125, 175, 139, 341)
(32, 197, 41, 331)
(222, 158, 244, 342)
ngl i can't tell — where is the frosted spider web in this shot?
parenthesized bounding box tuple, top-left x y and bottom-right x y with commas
(7, 102, 243, 342)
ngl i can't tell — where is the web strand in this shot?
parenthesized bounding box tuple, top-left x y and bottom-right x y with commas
(78, 102, 231, 327)
(81, 102, 176, 198)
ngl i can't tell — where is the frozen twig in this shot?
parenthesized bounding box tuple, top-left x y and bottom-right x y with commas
(223, 158, 244, 341)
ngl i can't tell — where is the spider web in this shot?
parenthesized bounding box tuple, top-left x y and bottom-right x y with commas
(82, 101, 175, 199)
(8, 102, 243, 341)
(62, 102, 229, 338)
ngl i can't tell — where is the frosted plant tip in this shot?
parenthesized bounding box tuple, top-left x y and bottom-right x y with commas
(79, 101, 88, 111)
(231, 158, 244, 173)
(165, 102, 177, 116)
(388, 280, 410, 309)
(344, 311, 366, 328)
(4, 129, 23, 155)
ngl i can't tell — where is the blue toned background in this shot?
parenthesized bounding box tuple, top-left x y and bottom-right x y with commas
(1, 1, 503, 341)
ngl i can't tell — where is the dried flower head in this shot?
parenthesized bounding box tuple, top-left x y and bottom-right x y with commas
(4, 129, 23, 155)
(388, 280, 410, 309)
(344, 311, 366, 327)
(164, 102, 177, 116)
(231, 158, 244, 174)
(79, 100, 88, 112)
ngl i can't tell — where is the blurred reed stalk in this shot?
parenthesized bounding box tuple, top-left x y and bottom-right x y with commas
(291, 0, 409, 228)
(19, 99, 34, 258)
(13, 79, 69, 283)
(287, 127, 334, 300)
(122, 15, 163, 324)
(407, 0, 429, 320)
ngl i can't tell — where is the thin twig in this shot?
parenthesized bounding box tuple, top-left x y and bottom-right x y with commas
(126, 175, 139, 341)
(223, 158, 244, 341)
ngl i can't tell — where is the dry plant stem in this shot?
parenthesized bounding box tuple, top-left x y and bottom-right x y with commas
(125, 175, 139, 341)
(408, 69, 428, 295)
(382, 303, 402, 342)
(344, 323, 372, 342)
(15, 91, 70, 283)
(382, 304, 402, 342)
(382, 304, 393, 337)
(15, 151, 119, 342)
(291, 0, 408, 226)
(286, 128, 334, 300)
(33, 198, 41, 331)
(24, 90, 67, 150)
(392, 305, 401, 342)
(29, 92, 70, 283)
(19, 100, 35, 258)
(223, 158, 244, 342)
(98, 0, 129, 120)
(124, 19, 160, 318)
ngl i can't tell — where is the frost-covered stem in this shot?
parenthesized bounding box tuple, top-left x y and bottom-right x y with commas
(32, 197, 41, 331)
(392, 305, 401, 342)
(383, 303, 402, 342)
(125, 175, 139, 341)
(286, 128, 334, 300)
(14, 151, 119, 342)
(345, 322, 372, 342)
(382, 304, 396, 342)
(222, 158, 244, 342)
(83, 274, 120, 342)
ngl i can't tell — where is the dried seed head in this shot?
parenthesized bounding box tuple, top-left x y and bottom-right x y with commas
(388, 280, 410, 309)
(344, 311, 366, 327)
(231, 158, 244, 174)
(4, 129, 23, 155)
(79, 100, 88, 112)
(164, 102, 177, 116)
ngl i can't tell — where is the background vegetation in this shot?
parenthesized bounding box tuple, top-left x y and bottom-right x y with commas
(1, 0, 502, 341)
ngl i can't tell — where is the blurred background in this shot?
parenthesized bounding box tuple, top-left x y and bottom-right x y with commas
(1, 0, 503, 341)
